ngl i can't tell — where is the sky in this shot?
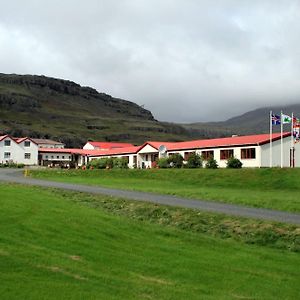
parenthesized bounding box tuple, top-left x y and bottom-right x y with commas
(1, 0, 300, 123)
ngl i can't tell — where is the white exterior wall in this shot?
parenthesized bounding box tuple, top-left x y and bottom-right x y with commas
(137, 145, 159, 168)
(83, 143, 96, 150)
(17, 140, 38, 165)
(38, 143, 64, 149)
(41, 153, 72, 161)
(0, 137, 38, 165)
(168, 146, 261, 168)
(0, 137, 19, 164)
(261, 136, 297, 167)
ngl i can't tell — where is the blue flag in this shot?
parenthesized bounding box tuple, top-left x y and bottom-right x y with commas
(272, 114, 281, 125)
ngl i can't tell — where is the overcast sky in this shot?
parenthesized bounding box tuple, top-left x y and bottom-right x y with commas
(1, 1, 300, 122)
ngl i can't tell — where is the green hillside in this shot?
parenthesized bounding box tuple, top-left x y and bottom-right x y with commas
(1, 184, 299, 299)
(0, 73, 189, 147)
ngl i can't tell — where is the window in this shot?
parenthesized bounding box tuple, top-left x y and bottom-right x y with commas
(184, 152, 194, 161)
(220, 149, 234, 160)
(24, 153, 31, 159)
(241, 148, 256, 159)
(62, 156, 65, 159)
(57, 156, 59, 159)
(24, 141, 31, 147)
(51, 156, 54, 159)
(4, 140, 11, 146)
(4, 152, 11, 159)
(45, 155, 48, 159)
(201, 150, 214, 160)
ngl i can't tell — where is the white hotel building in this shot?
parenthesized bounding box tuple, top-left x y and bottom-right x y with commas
(1, 132, 298, 168)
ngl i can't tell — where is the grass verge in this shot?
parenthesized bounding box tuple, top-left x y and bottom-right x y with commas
(31, 168, 300, 212)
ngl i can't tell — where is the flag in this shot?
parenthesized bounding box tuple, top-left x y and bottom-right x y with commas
(271, 114, 281, 125)
(293, 127, 300, 143)
(293, 116, 300, 128)
(282, 114, 292, 124)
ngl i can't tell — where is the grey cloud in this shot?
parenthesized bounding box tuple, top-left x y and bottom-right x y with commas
(1, 0, 300, 122)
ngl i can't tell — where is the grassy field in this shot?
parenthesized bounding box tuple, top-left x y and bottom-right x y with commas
(31, 168, 300, 212)
(0, 183, 300, 299)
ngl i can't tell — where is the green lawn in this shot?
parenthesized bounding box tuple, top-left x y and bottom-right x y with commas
(31, 168, 300, 212)
(0, 183, 300, 299)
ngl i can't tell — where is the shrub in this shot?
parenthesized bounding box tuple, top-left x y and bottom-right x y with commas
(186, 152, 202, 168)
(88, 158, 108, 169)
(113, 158, 128, 169)
(226, 157, 243, 168)
(205, 157, 218, 169)
(157, 157, 169, 168)
(88, 157, 128, 169)
(168, 153, 184, 168)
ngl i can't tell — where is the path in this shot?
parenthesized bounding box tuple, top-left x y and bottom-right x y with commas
(0, 168, 299, 225)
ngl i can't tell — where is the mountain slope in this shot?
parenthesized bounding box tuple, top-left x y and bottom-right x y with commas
(183, 104, 300, 138)
(0, 74, 189, 146)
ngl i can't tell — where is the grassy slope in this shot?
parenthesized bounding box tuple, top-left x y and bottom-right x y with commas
(31, 168, 300, 212)
(0, 183, 300, 299)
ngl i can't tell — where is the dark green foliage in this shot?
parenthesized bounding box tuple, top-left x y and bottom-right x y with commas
(226, 157, 243, 168)
(88, 157, 128, 169)
(113, 157, 129, 169)
(157, 157, 169, 168)
(88, 158, 108, 169)
(167, 153, 184, 168)
(205, 157, 218, 169)
(186, 152, 202, 168)
(0, 162, 25, 168)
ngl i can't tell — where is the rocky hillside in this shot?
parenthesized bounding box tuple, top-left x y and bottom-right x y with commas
(0, 73, 189, 147)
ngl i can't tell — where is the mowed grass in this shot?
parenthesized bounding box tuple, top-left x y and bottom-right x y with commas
(31, 168, 300, 212)
(1, 184, 300, 299)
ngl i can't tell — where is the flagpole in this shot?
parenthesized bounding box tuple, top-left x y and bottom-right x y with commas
(270, 110, 272, 168)
(291, 112, 294, 168)
(281, 110, 283, 168)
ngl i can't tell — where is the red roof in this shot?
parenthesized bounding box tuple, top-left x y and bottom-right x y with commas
(38, 146, 141, 156)
(0, 135, 37, 145)
(144, 132, 290, 151)
(86, 142, 134, 149)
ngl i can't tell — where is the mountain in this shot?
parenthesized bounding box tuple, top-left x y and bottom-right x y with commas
(1, 73, 298, 146)
(0, 73, 189, 147)
(183, 104, 300, 138)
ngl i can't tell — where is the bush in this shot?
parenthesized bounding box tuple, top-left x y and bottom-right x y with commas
(186, 152, 202, 168)
(226, 157, 243, 168)
(157, 157, 169, 168)
(88, 157, 128, 169)
(88, 158, 108, 169)
(168, 153, 184, 168)
(113, 158, 128, 169)
(205, 157, 218, 169)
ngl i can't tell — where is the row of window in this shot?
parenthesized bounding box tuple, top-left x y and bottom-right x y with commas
(4, 152, 31, 159)
(183, 148, 256, 160)
(4, 140, 31, 147)
(45, 155, 71, 160)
